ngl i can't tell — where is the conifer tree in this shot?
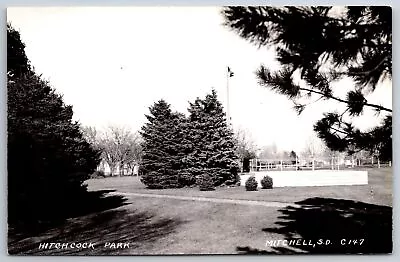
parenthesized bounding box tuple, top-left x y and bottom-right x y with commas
(7, 25, 101, 225)
(140, 100, 186, 188)
(183, 90, 239, 186)
(222, 6, 392, 160)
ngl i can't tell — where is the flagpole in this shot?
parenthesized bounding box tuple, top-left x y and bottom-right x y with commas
(226, 67, 231, 126)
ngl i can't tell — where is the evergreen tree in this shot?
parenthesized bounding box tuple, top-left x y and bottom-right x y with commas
(7, 25, 101, 224)
(183, 90, 239, 186)
(7, 23, 32, 81)
(140, 100, 186, 188)
(178, 97, 207, 187)
(222, 6, 392, 160)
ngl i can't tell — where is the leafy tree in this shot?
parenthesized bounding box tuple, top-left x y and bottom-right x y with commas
(140, 100, 186, 188)
(222, 6, 392, 160)
(234, 128, 257, 172)
(101, 126, 142, 176)
(259, 143, 278, 159)
(82, 126, 143, 176)
(81, 126, 101, 150)
(302, 135, 324, 159)
(183, 90, 240, 186)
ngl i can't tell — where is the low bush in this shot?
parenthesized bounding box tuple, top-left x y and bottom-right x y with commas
(91, 170, 106, 179)
(245, 176, 258, 191)
(261, 175, 273, 189)
(178, 170, 198, 187)
(199, 173, 215, 191)
(235, 173, 241, 186)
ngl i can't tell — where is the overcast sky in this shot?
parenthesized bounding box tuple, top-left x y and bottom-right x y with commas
(7, 6, 392, 153)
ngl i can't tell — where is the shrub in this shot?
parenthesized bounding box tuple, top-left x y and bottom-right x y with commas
(199, 173, 215, 191)
(177, 170, 197, 187)
(261, 175, 273, 189)
(235, 173, 241, 186)
(91, 170, 106, 179)
(245, 176, 258, 191)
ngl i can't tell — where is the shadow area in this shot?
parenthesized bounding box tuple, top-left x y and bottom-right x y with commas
(8, 189, 128, 243)
(8, 208, 183, 255)
(237, 197, 392, 254)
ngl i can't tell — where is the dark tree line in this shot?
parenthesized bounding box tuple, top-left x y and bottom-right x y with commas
(222, 6, 392, 161)
(7, 24, 101, 226)
(140, 90, 239, 189)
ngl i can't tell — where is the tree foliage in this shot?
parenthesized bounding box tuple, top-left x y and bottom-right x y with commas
(102, 126, 142, 176)
(289, 150, 297, 163)
(140, 90, 239, 189)
(140, 100, 186, 188)
(182, 90, 240, 186)
(7, 23, 32, 81)
(7, 25, 101, 225)
(81, 126, 143, 176)
(234, 128, 257, 172)
(222, 6, 392, 160)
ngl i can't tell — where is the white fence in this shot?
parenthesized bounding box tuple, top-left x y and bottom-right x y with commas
(248, 157, 390, 172)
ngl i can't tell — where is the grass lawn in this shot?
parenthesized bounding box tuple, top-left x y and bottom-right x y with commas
(87, 167, 392, 206)
(8, 167, 392, 255)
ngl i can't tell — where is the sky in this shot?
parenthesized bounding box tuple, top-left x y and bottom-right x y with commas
(7, 6, 392, 153)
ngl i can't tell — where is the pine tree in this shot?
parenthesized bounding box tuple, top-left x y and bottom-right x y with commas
(222, 6, 392, 160)
(7, 23, 32, 81)
(183, 90, 240, 186)
(7, 25, 101, 224)
(140, 100, 186, 188)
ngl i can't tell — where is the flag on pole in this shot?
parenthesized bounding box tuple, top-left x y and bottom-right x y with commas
(227, 67, 234, 77)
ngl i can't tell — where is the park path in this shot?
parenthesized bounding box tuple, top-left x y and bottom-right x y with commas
(108, 191, 300, 208)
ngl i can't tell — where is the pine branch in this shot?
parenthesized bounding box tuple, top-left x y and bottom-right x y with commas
(298, 86, 392, 113)
(329, 126, 350, 136)
(338, 55, 390, 76)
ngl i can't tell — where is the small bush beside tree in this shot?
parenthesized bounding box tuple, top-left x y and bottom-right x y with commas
(235, 173, 241, 186)
(198, 173, 215, 191)
(245, 176, 258, 191)
(91, 170, 106, 179)
(261, 175, 273, 189)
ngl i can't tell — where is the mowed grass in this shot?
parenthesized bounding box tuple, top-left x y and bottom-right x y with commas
(9, 197, 286, 255)
(114, 198, 286, 255)
(87, 167, 392, 206)
(9, 167, 392, 255)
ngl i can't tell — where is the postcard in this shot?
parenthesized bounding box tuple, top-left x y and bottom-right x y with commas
(7, 6, 392, 255)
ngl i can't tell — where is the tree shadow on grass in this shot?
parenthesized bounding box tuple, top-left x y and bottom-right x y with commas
(237, 197, 392, 254)
(8, 190, 129, 242)
(8, 208, 184, 255)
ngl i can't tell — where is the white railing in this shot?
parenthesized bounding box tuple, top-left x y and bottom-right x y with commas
(248, 157, 390, 172)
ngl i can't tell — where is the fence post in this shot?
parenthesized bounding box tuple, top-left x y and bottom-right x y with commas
(280, 160, 283, 171)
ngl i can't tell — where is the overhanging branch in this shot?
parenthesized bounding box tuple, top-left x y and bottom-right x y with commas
(298, 87, 392, 113)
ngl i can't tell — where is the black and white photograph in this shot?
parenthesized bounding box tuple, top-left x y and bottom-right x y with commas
(6, 6, 392, 255)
